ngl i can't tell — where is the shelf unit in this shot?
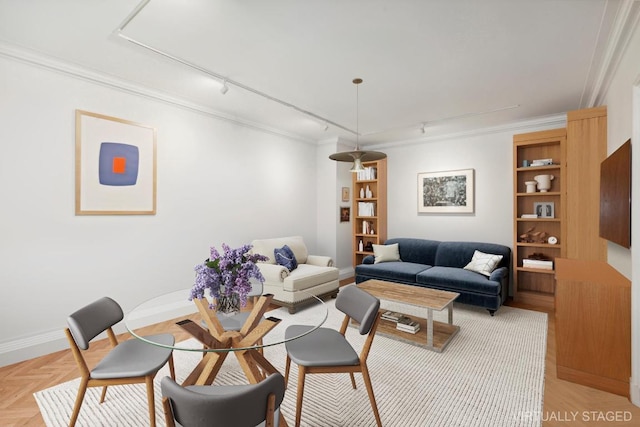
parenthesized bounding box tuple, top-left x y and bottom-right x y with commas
(352, 158, 387, 267)
(513, 128, 566, 309)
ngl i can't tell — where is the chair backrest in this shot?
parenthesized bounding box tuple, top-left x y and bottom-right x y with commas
(67, 297, 124, 350)
(335, 284, 380, 335)
(161, 372, 286, 427)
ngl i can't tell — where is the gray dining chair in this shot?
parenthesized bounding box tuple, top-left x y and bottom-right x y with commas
(65, 296, 176, 427)
(161, 372, 286, 427)
(284, 284, 382, 427)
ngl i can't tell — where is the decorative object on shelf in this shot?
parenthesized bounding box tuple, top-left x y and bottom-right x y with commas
(519, 226, 548, 244)
(417, 168, 475, 213)
(359, 187, 365, 198)
(522, 160, 530, 167)
(358, 240, 364, 252)
(534, 202, 555, 218)
(190, 243, 267, 314)
(364, 242, 374, 252)
(329, 78, 386, 172)
(548, 236, 558, 245)
(531, 158, 553, 166)
(366, 185, 373, 198)
(534, 174, 554, 192)
(523, 252, 553, 270)
(524, 181, 538, 193)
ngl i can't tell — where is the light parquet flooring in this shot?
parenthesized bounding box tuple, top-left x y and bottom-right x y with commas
(1, 297, 639, 426)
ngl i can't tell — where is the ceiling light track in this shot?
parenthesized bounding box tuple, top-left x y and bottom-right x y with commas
(114, 0, 354, 135)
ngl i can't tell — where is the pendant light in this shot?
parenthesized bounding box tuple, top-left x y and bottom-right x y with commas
(329, 78, 386, 172)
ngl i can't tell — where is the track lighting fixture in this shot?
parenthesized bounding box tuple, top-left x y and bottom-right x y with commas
(329, 78, 386, 172)
(220, 80, 229, 95)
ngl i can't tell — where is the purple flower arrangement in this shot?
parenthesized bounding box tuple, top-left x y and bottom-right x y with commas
(190, 243, 268, 310)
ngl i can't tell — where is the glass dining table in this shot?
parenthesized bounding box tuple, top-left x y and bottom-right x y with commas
(124, 289, 328, 387)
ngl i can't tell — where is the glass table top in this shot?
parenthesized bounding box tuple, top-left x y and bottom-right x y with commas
(124, 288, 328, 353)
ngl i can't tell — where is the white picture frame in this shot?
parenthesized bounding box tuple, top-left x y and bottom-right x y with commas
(417, 169, 475, 214)
(534, 202, 555, 218)
(75, 110, 157, 215)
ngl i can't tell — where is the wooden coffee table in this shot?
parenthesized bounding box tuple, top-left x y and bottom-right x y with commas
(357, 279, 460, 352)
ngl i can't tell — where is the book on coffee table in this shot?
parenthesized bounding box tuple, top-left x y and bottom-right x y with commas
(381, 311, 404, 322)
(396, 316, 420, 333)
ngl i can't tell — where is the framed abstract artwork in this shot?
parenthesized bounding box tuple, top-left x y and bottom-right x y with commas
(75, 110, 157, 215)
(417, 169, 475, 214)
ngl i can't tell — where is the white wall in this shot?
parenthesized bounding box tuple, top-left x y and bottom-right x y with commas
(380, 122, 563, 248)
(0, 54, 321, 365)
(602, 19, 640, 405)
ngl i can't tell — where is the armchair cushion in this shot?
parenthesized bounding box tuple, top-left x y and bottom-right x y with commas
(274, 245, 298, 271)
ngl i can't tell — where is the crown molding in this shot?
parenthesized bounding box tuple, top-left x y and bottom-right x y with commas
(586, 0, 640, 107)
(369, 113, 567, 151)
(0, 40, 316, 144)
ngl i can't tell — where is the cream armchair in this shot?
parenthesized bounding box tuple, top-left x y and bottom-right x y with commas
(250, 236, 339, 313)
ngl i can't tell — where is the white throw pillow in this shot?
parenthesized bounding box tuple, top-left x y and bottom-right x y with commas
(373, 243, 401, 264)
(463, 250, 504, 277)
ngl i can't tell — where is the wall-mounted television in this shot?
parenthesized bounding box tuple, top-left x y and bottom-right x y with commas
(599, 139, 631, 248)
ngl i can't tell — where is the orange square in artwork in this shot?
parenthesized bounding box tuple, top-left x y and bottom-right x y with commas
(112, 157, 126, 174)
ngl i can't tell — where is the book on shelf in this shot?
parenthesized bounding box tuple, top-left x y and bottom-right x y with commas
(356, 166, 377, 181)
(522, 259, 553, 270)
(520, 214, 538, 218)
(358, 202, 375, 217)
(381, 311, 403, 322)
(396, 316, 420, 333)
(397, 325, 420, 334)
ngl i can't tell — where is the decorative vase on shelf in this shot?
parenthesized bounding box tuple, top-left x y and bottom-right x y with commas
(359, 188, 365, 198)
(358, 240, 364, 252)
(525, 181, 537, 193)
(534, 174, 554, 192)
(365, 185, 372, 198)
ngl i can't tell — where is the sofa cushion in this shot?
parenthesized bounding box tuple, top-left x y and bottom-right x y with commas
(416, 266, 501, 295)
(251, 236, 309, 264)
(373, 243, 400, 263)
(384, 238, 440, 265)
(356, 261, 431, 283)
(283, 264, 339, 292)
(434, 241, 511, 270)
(274, 245, 298, 271)
(463, 250, 503, 277)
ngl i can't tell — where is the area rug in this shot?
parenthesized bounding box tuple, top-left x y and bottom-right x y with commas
(35, 300, 547, 426)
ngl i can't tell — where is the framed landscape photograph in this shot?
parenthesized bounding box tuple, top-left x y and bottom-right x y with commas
(417, 169, 475, 213)
(75, 110, 157, 215)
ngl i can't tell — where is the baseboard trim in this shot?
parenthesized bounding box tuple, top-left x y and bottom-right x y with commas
(0, 300, 193, 368)
(630, 377, 640, 406)
(557, 365, 629, 398)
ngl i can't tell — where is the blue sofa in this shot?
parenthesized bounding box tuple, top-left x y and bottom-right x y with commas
(355, 238, 511, 315)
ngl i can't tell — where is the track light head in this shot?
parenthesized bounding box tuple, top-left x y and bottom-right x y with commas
(220, 80, 229, 95)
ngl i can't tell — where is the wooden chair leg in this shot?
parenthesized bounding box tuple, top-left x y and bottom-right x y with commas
(162, 397, 176, 427)
(69, 377, 88, 427)
(265, 393, 276, 427)
(284, 355, 291, 388)
(349, 373, 357, 389)
(361, 364, 382, 427)
(99, 385, 108, 403)
(295, 366, 306, 427)
(168, 355, 176, 380)
(146, 376, 156, 427)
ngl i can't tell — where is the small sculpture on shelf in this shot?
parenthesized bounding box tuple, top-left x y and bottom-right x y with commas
(519, 226, 548, 244)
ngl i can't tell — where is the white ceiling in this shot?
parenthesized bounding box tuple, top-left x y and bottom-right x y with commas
(0, 0, 628, 145)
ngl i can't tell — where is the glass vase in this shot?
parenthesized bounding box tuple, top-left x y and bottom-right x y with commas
(216, 293, 241, 316)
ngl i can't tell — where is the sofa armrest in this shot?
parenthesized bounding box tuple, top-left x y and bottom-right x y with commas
(489, 266, 508, 283)
(362, 255, 375, 264)
(305, 255, 334, 267)
(257, 263, 289, 283)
